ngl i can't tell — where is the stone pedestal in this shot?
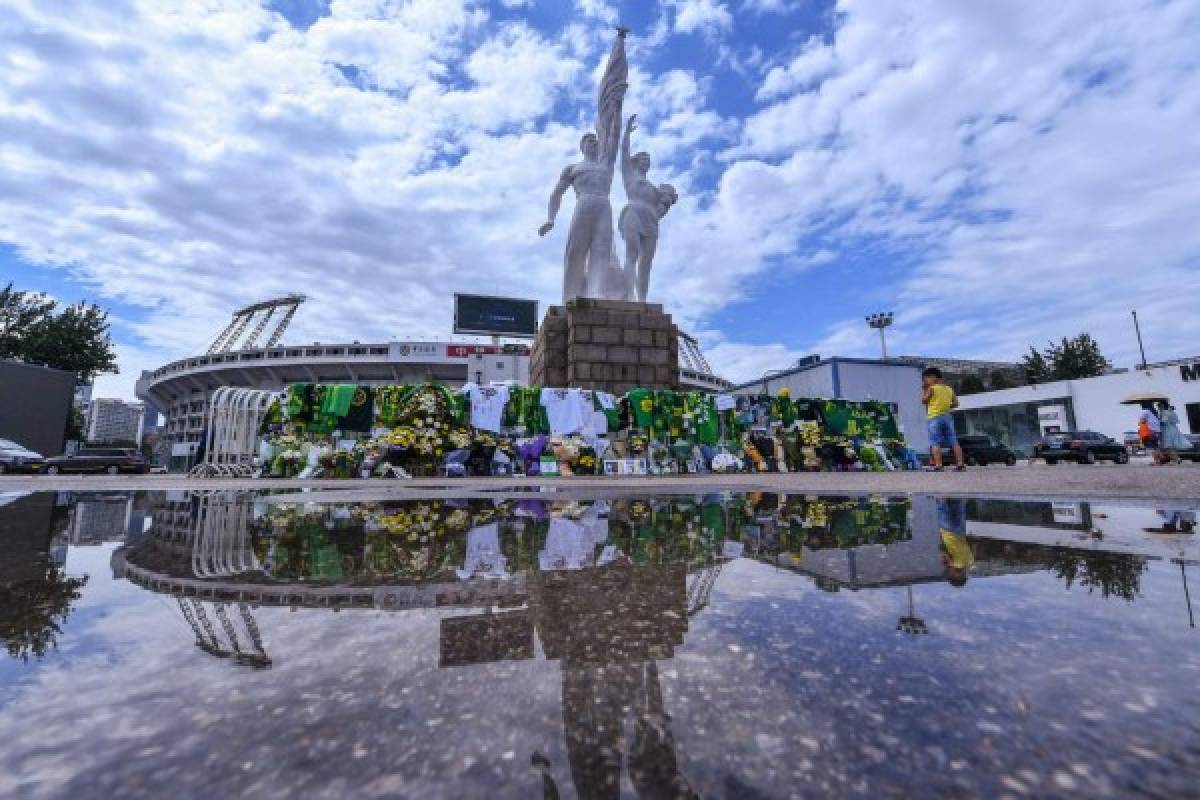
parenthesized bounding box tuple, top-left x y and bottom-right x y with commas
(530, 299, 679, 393)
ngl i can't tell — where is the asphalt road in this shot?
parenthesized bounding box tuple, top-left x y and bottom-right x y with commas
(3, 463, 1199, 504)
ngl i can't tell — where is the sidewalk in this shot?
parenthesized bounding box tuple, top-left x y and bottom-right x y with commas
(3, 463, 1199, 504)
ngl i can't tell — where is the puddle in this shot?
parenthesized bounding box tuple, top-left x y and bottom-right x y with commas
(1, 490, 1198, 798)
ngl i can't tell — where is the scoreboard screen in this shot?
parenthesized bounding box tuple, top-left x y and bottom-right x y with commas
(453, 294, 538, 338)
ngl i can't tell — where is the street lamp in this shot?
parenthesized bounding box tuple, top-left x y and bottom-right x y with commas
(866, 312, 894, 359)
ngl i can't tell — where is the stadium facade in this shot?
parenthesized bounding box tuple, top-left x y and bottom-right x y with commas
(136, 296, 730, 466)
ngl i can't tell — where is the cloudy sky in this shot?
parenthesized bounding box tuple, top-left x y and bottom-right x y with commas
(2, 0, 1198, 399)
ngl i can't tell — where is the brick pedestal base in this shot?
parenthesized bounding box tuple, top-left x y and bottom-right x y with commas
(530, 299, 680, 393)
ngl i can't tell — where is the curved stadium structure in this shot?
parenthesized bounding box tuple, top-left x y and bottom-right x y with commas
(136, 296, 731, 465)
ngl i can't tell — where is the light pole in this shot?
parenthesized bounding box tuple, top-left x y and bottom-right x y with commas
(866, 312, 895, 359)
(1131, 310, 1148, 370)
(896, 584, 928, 634)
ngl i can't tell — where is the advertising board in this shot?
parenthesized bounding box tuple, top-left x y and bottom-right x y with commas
(453, 294, 538, 338)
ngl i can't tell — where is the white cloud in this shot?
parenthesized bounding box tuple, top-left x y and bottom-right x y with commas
(574, 0, 617, 25)
(666, 0, 733, 38)
(716, 0, 1200, 367)
(1, 0, 1198, 401)
(741, 0, 801, 13)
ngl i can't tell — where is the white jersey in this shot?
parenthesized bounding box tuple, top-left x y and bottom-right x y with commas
(538, 517, 595, 571)
(456, 524, 507, 580)
(465, 384, 510, 433)
(541, 387, 589, 434)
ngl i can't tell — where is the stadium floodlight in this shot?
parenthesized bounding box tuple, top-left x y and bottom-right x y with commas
(865, 311, 895, 359)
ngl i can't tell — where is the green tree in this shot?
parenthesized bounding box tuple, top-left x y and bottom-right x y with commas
(0, 283, 56, 359)
(988, 369, 1016, 390)
(0, 284, 118, 383)
(63, 406, 85, 443)
(0, 569, 89, 661)
(1022, 333, 1108, 383)
(958, 375, 987, 395)
(1021, 346, 1052, 384)
(23, 301, 118, 383)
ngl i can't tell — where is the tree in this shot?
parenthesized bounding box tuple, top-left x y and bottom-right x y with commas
(1021, 333, 1108, 383)
(0, 283, 55, 359)
(0, 569, 89, 661)
(63, 406, 85, 443)
(0, 284, 117, 383)
(988, 369, 1016, 390)
(958, 375, 987, 395)
(24, 301, 118, 383)
(1021, 347, 1052, 384)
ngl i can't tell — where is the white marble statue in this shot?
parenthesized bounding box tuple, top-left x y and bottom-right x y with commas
(539, 30, 628, 304)
(618, 114, 678, 303)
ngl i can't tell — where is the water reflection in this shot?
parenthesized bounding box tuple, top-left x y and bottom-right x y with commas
(96, 491, 1200, 669)
(3, 491, 1200, 797)
(0, 493, 86, 662)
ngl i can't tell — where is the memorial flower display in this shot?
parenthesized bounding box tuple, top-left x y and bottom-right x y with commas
(254, 381, 914, 479)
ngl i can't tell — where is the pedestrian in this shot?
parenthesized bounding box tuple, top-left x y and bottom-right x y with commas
(921, 367, 964, 471)
(1158, 402, 1187, 465)
(1137, 403, 1161, 464)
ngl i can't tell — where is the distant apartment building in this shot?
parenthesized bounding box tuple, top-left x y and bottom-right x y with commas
(73, 383, 93, 412)
(69, 496, 135, 546)
(86, 398, 145, 445)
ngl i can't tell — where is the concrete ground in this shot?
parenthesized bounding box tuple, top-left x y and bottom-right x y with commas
(2, 462, 1199, 505)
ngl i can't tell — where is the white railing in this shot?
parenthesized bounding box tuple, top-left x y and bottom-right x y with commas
(189, 387, 277, 477)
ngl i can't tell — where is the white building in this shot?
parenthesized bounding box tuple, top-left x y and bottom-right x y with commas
(954, 357, 1200, 455)
(86, 398, 145, 445)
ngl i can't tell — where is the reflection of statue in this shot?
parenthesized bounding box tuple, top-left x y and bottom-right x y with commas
(618, 114, 678, 303)
(531, 563, 696, 799)
(539, 30, 628, 303)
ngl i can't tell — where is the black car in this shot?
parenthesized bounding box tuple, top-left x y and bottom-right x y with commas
(1034, 431, 1129, 465)
(44, 447, 149, 475)
(942, 435, 1018, 466)
(1178, 434, 1200, 462)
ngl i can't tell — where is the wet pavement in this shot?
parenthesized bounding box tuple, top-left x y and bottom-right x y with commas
(2, 490, 1199, 798)
(3, 461, 1200, 502)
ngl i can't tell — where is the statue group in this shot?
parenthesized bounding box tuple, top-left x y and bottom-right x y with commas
(538, 29, 677, 305)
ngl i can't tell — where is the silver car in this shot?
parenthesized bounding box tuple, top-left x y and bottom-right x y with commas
(0, 438, 46, 474)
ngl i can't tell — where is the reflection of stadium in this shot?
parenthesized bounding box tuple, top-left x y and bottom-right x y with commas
(135, 295, 730, 467)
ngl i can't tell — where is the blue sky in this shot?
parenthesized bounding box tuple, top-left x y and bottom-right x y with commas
(2, 0, 1198, 399)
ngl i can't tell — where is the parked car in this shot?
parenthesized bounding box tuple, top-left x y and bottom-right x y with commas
(1176, 434, 1200, 462)
(0, 438, 46, 474)
(1034, 431, 1129, 464)
(941, 435, 1018, 466)
(44, 447, 149, 475)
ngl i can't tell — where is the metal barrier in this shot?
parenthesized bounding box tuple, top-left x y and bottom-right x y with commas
(189, 387, 277, 477)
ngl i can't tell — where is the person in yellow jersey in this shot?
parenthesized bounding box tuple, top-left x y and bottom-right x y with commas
(936, 498, 974, 586)
(921, 367, 965, 471)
